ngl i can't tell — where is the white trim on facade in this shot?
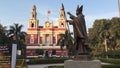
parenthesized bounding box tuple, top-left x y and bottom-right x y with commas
(27, 46, 66, 49)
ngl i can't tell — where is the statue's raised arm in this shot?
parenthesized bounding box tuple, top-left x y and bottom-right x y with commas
(67, 12, 75, 19)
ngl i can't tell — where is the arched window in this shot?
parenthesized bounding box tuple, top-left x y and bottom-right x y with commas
(31, 23, 34, 28)
(45, 34, 50, 46)
(30, 35, 34, 44)
(61, 23, 64, 27)
(32, 14, 35, 18)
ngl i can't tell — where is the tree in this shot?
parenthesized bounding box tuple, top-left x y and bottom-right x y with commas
(36, 49, 44, 55)
(0, 24, 10, 44)
(0, 24, 15, 55)
(88, 19, 108, 57)
(109, 17, 120, 50)
(8, 23, 27, 58)
(57, 30, 75, 56)
(88, 17, 120, 58)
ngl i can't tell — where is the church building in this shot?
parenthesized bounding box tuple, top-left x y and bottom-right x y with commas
(26, 4, 67, 57)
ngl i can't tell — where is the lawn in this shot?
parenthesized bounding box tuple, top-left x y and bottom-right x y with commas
(48, 65, 120, 68)
(48, 58, 120, 68)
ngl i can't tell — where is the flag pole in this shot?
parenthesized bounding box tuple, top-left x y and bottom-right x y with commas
(47, 10, 51, 21)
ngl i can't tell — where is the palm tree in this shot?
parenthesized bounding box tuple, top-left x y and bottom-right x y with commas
(8, 23, 27, 58)
(0, 24, 13, 56)
(100, 30, 110, 51)
(57, 30, 74, 57)
(99, 20, 111, 59)
(0, 24, 8, 44)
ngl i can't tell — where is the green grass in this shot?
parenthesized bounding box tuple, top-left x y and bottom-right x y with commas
(27, 57, 71, 65)
(16, 59, 28, 68)
(102, 65, 120, 68)
(48, 58, 120, 68)
(48, 65, 120, 68)
(99, 58, 120, 64)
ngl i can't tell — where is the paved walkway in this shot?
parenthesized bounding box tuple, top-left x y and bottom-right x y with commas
(101, 62, 111, 65)
(28, 63, 64, 68)
(28, 62, 111, 68)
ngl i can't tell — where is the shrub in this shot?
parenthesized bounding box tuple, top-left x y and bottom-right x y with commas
(27, 57, 70, 65)
(51, 50, 56, 55)
(0, 56, 4, 61)
(99, 58, 120, 64)
(102, 65, 120, 68)
(48, 66, 64, 68)
(45, 51, 49, 57)
(101, 50, 120, 58)
(16, 59, 28, 68)
(36, 49, 44, 55)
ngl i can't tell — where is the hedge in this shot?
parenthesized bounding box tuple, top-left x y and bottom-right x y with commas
(99, 58, 120, 64)
(48, 65, 120, 68)
(102, 65, 120, 68)
(27, 57, 70, 65)
(48, 66, 64, 68)
(101, 50, 120, 58)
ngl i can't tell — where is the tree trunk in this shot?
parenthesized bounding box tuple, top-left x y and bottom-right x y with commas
(104, 38, 108, 59)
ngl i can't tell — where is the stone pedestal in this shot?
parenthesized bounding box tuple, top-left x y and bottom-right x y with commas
(64, 60, 101, 68)
(74, 55, 91, 61)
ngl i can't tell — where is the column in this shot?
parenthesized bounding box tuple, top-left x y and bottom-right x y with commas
(56, 34, 57, 45)
(43, 34, 45, 45)
(38, 32, 40, 44)
(51, 34, 52, 44)
(40, 36, 42, 44)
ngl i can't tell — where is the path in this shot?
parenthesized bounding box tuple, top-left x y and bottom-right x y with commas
(28, 63, 64, 68)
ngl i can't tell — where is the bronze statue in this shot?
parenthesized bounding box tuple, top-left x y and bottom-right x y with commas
(67, 5, 91, 60)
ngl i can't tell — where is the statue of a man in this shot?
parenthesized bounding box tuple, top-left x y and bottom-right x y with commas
(67, 5, 91, 55)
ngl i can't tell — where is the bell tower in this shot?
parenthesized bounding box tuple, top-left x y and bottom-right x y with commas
(28, 5, 39, 28)
(58, 4, 67, 28)
(27, 5, 39, 45)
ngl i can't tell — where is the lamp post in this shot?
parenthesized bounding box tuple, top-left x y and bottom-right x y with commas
(11, 44, 17, 68)
(118, 0, 120, 17)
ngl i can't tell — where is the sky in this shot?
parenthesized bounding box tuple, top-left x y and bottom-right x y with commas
(0, 0, 119, 32)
